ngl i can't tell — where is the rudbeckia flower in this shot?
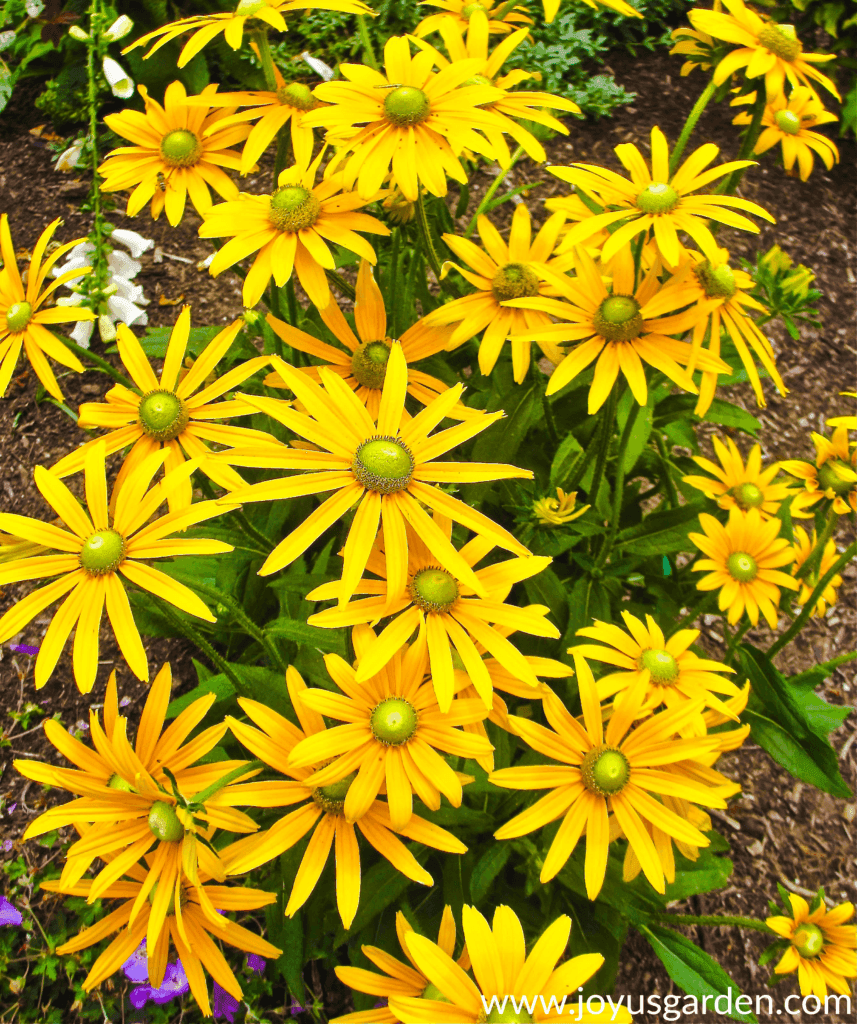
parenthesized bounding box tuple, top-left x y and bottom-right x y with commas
(50, 308, 271, 510)
(781, 426, 857, 517)
(507, 244, 728, 410)
(200, 155, 389, 308)
(550, 126, 775, 267)
(264, 260, 463, 420)
(688, 0, 839, 99)
(0, 216, 95, 400)
(533, 487, 590, 527)
(15, 663, 259, 904)
(287, 625, 491, 827)
(766, 893, 856, 999)
(733, 86, 839, 181)
(791, 526, 843, 618)
(303, 36, 508, 201)
(827, 391, 856, 432)
(574, 610, 741, 731)
(655, 247, 786, 414)
(41, 839, 280, 1017)
(100, 82, 252, 227)
(670, 20, 721, 76)
(410, 10, 581, 165)
(491, 655, 732, 897)
(215, 343, 532, 605)
(389, 904, 632, 1023)
(683, 434, 794, 518)
(123, 0, 374, 68)
(307, 519, 558, 710)
(221, 667, 467, 928)
(414, 0, 533, 39)
(333, 906, 470, 1024)
(0, 443, 236, 690)
(424, 203, 577, 382)
(540, 0, 640, 23)
(689, 507, 799, 627)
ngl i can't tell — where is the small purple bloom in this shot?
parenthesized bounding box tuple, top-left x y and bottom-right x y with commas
(289, 1000, 305, 1017)
(246, 953, 266, 976)
(129, 961, 189, 1008)
(122, 939, 150, 983)
(6, 804, 16, 815)
(212, 980, 240, 1021)
(373, 1000, 388, 1009)
(2, 840, 13, 853)
(8, 644, 39, 656)
(0, 896, 22, 927)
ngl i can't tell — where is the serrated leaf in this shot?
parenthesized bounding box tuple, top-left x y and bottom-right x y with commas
(469, 843, 512, 903)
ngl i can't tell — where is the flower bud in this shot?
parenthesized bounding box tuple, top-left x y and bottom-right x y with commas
(103, 15, 133, 42)
(55, 140, 84, 172)
(301, 51, 334, 82)
(69, 25, 89, 41)
(98, 314, 117, 342)
(102, 57, 134, 100)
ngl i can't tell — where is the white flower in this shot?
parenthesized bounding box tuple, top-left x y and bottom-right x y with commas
(70, 320, 95, 348)
(56, 140, 85, 172)
(107, 249, 142, 279)
(301, 52, 334, 82)
(102, 57, 134, 99)
(98, 315, 117, 343)
(68, 25, 89, 42)
(107, 228, 154, 259)
(103, 15, 133, 42)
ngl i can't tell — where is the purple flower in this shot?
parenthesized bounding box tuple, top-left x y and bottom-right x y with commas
(122, 939, 150, 983)
(213, 980, 240, 1021)
(289, 1000, 305, 1017)
(129, 961, 189, 1008)
(246, 954, 266, 976)
(8, 644, 39, 656)
(6, 804, 16, 815)
(0, 896, 22, 927)
(2, 840, 13, 853)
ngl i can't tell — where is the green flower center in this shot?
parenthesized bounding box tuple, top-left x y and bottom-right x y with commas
(732, 482, 764, 509)
(592, 294, 644, 343)
(383, 86, 431, 127)
(108, 773, 135, 793)
(491, 262, 540, 302)
(793, 922, 825, 958)
(695, 260, 737, 299)
(636, 181, 680, 215)
(409, 566, 459, 613)
(269, 185, 321, 232)
(774, 109, 802, 135)
(479, 1006, 535, 1024)
(757, 23, 801, 63)
(639, 647, 680, 685)
(235, 0, 269, 15)
(312, 771, 357, 814)
(370, 697, 418, 745)
(462, 73, 493, 88)
(276, 81, 316, 111)
(351, 341, 391, 389)
(818, 460, 854, 496)
(581, 745, 630, 796)
(147, 800, 184, 843)
(79, 529, 127, 575)
(726, 551, 758, 583)
(352, 436, 415, 493)
(138, 389, 189, 442)
(5, 301, 32, 334)
(461, 1, 488, 17)
(160, 129, 202, 168)
(422, 983, 451, 1003)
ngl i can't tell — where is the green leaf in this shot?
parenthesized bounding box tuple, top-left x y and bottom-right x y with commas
(469, 843, 512, 904)
(469, 384, 540, 503)
(333, 857, 422, 946)
(0, 58, 13, 114)
(166, 674, 236, 720)
(701, 399, 761, 437)
(522, 565, 568, 635)
(614, 503, 705, 556)
(617, 389, 654, 475)
(663, 847, 733, 902)
(743, 709, 846, 795)
(265, 617, 347, 654)
(550, 431, 585, 488)
(640, 925, 757, 1022)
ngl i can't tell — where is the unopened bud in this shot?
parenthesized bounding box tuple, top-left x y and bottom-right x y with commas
(98, 314, 117, 342)
(243, 308, 262, 325)
(69, 25, 89, 41)
(103, 57, 134, 100)
(103, 15, 133, 42)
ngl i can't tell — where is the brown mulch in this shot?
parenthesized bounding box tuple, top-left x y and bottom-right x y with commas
(0, 41, 855, 1024)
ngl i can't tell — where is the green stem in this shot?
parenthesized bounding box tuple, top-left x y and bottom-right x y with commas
(272, 129, 291, 188)
(791, 650, 857, 683)
(596, 401, 641, 569)
(655, 432, 679, 509)
(768, 541, 857, 657)
(191, 759, 263, 806)
(725, 619, 751, 664)
(254, 29, 278, 91)
(356, 15, 378, 71)
(493, 0, 521, 22)
(669, 78, 717, 176)
(588, 386, 619, 507)
(415, 191, 444, 283)
(718, 88, 766, 195)
(387, 226, 400, 339)
(228, 508, 275, 559)
(464, 146, 524, 239)
(673, 591, 717, 632)
(159, 603, 245, 693)
(542, 392, 560, 448)
(653, 912, 775, 935)
(794, 505, 837, 581)
(326, 269, 356, 301)
(60, 336, 135, 389)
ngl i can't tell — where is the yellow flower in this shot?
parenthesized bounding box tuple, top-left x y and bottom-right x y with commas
(781, 426, 857, 516)
(0, 216, 94, 400)
(766, 894, 856, 999)
(533, 487, 590, 526)
(264, 259, 464, 420)
(286, 626, 491, 827)
(389, 904, 632, 1023)
(491, 654, 729, 897)
(688, 0, 839, 99)
(200, 155, 389, 308)
(333, 906, 470, 1024)
(215, 342, 532, 605)
(410, 10, 581, 165)
(100, 83, 252, 227)
(307, 521, 557, 710)
(303, 36, 508, 201)
(507, 243, 728, 410)
(15, 662, 258, 906)
(540, 0, 640, 23)
(0, 531, 49, 564)
(683, 435, 794, 517)
(41, 839, 280, 1017)
(425, 203, 578, 382)
(50, 308, 271, 510)
(670, 21, 720, 77)
(733, 86, 839, 181)
(221, 667, 467, 928)
(574, 610, 741, 732)
(655, 247, 786, 413)
(689, 507, 799, 627)
(827, 391, 856, 432)
(123, 0, 374, 68)
(791, 526, 843, 618)
(414, 0, 533, 39)
(550, 126, 775, 268)
(0, 442, 236, 690)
